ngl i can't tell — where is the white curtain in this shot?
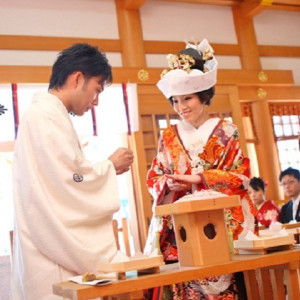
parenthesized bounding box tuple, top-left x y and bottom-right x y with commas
(0, 84, 14, 142)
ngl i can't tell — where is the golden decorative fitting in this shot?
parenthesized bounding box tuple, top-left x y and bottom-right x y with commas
(258, 71, 268, 82)
(261, 0, 273, 6)
(257, 88, 267, 99)
(137, 69, 149, 81)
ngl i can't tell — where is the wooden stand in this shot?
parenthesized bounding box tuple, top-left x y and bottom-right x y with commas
(155, 195, 240, 266)
(97, 255, 164, 280)
(234, 234, 295, 255)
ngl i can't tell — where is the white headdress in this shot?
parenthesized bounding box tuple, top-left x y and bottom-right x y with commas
(157, 39, 218, 99)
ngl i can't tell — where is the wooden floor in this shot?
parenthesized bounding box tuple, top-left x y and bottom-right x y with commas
(0, 255, 11, 300)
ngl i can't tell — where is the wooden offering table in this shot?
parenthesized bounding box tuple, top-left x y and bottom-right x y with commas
(53, 248, 300, 300)
(155, 195, 240, 266)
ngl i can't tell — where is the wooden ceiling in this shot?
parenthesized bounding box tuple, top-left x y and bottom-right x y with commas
(121, 0, 300, 14)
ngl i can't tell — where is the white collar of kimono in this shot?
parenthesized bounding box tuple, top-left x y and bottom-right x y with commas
(177, 117, 220, 158)
(32, 91, 69, 116)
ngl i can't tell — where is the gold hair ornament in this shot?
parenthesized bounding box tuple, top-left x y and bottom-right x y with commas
(160, 45, 214, 79)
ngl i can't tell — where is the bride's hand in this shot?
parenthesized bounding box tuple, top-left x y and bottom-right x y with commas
(165, 174, 201, 191)
(166, 174, 202, 185)
(166, 178, 190, 191)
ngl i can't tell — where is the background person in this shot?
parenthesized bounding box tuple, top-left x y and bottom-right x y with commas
(143, 39, 256, 300)
(248, 177, 280, 227)
(279, 167, 300, 224)
(11, 43, 134, 299)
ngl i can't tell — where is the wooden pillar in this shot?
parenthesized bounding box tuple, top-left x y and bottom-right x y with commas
(115, 0, 146, 67)
(115, 0, 151, 249)
(232, 6, 260, 70)
(232, 6, 282, 200)
(251, 100, 283, 200)
(228, 85, 248, 156)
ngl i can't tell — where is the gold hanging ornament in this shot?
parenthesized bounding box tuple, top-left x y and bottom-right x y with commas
(137, 69, 149, 81)
(258, 71, 268, 82)
(257, 88, 267, 99)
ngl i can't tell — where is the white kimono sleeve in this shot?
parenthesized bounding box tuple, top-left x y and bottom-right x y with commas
(14, 102, 120, 275)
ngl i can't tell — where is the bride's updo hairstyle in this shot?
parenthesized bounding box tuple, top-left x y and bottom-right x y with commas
(157, 39, 218, 106)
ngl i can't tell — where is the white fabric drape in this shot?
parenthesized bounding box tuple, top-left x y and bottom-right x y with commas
(0, 84, 15, 141)
(125, 83, 139, 133)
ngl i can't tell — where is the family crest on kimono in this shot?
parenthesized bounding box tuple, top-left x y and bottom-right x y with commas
(143, 38, 257, 299)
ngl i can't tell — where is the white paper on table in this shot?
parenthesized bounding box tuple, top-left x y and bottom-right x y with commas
(69, 275, 115, 286)
(177, 189, 228, 202)
(244, 231, 259, 240)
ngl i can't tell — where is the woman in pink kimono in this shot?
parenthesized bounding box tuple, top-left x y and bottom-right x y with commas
(248, 177, 280, 227)
(143, 39, 257, 299)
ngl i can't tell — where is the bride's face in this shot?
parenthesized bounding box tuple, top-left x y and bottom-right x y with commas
(171, 93, 205, 128)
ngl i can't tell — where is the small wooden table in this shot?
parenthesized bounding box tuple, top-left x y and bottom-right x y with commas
(53, 248, 300, 300)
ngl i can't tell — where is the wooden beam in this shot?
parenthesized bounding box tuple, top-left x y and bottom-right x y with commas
(159, 0, 300, 12)
(159, 0, 240, 6)
(2, 35, 299, 58)
(268, 4, 300, 11)
(144, 41, 241, 55)
(259, 45, 300, 57)
(144, 41, 299, 57)
(217, 69, 294, 86)
(119, 0, 147, 9)
(241, 0, 300, 15)
(0, 66, 294, 86)
(0, 35, 121, 52)
(240, 0, 271, 18)
(239, 86, 300, 101)
(273, 0, 300, 5)
(0, 66, 52, 83)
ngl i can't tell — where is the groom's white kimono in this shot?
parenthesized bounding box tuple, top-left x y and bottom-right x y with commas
(12, 92, 120, 299)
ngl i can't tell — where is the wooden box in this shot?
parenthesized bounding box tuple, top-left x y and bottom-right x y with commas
(155, 195, 240, 267)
